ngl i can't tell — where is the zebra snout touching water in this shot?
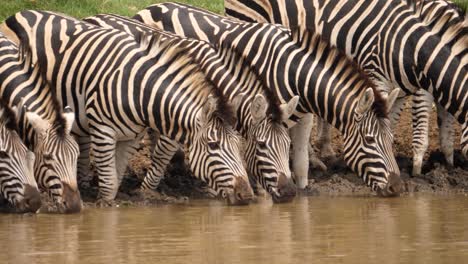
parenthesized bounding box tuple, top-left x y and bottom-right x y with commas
(342, 88, 403, 197)
(18, 97, 81, 213)
(186, 96, 254, 205)
(2, 10, 254, 205)
(0, 100, 41, 213)
(0, 32, 82, 213)
(84, 13, 297, 203)
(133, 3, 403, 197)
(241, 94, 299, 203)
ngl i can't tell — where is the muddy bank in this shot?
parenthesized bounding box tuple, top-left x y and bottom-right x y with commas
(78, 148, 467, 209)
(305, 151, 468, 196)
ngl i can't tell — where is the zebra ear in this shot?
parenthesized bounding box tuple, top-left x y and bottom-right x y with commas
(386, 88, 401, 114)
(251, 94, 268, 124)
(198, 95, 218, 125)
(280, 96, 299, 122)
(26, 150, 36, 175)
(355, 88, 375, 116)
(62, 106, 75, 134)
(25, 111, 49, 137)
(232, 92, 247, 110)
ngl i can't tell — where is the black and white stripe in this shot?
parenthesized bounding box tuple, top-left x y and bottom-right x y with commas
(84, 13, 299, 202)
(0, 99, 40, 213)
(1, 10, 255, 204)
(133, 3, 402, 196)
(0, 32, 80, 213)
(225, 0, 468, 169)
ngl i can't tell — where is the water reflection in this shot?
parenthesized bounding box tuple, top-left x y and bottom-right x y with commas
(0, 195, 467, 264)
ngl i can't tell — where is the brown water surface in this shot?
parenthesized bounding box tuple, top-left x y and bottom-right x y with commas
(0, 195, 467, 264)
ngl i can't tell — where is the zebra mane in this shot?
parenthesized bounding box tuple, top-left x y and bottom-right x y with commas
(289, 26, 388, 118)
(208, 83, 237, 127)
(0, 98, 19, 133)
(407, 0, 467, 38)
(18, 44, 69, 137)
(215, 40, 284, 124)
(407, 0, 466, 18)
(137, 31, 237, 126)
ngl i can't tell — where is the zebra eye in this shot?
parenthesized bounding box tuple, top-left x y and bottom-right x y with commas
(257, 140, 267, 148)
(365, 135, 376, 144)
(43, 153, 54, 160)
(208, 141, 220, 150)
(0, 151, 9, 159)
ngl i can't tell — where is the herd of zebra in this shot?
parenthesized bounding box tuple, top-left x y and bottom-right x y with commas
(0, 0, 465, 214)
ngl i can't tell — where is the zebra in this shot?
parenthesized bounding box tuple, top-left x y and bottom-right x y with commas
(1, 10, 255, 205)
(224, 0, 468, 175)
(410, 0, 467, 172)
(83, 14, 299, 202)
(0, 32, 81, 213)
(133, 3, 403, 196)
(0, 98, 41, 213)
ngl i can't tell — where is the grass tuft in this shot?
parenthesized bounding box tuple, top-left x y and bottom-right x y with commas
(0, 0, 224, 22)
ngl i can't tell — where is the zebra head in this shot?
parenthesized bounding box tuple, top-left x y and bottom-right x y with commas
(188, 95, 254, 205)
(0, 103, 41, 213)
(23, 106, 81, 213)
(241, 94, 299, 203)
(343, 88, 402, 197)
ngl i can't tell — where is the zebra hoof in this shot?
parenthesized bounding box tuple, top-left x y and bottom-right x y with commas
(96, 198, 116, 208)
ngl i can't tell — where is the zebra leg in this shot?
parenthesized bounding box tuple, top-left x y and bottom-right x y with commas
(316, 118, 336, 160)
(290, 114, 313, 189)
(140, 135, 180, 191)
(77, 136, 93, 189)
(89, 126, 119, 203)
(411, 90, 433, 176)
(308, 144, 327, 171)
(462, 122, 468, 159)
(114, 139, 140, 184)
(436, 104, 455, 168)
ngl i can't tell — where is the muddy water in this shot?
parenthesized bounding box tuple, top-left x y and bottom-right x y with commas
(1, 195, 467, 264)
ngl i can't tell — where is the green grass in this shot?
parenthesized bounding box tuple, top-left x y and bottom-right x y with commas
(0, 0, 465, 24)
(453, 0, 467, 11)
(0, 0, 224, 22)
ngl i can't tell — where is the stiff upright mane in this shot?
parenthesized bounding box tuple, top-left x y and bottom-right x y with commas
(290, 25, 389, 118)
(137, 31, 237, 127)
(18, 44, 69, 137)
(0, 98, 19, 133)
(216, 39, 286, 124)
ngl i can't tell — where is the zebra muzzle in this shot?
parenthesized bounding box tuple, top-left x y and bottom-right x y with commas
(272, 173, 296, 203)
(16, 184, 42, 213)
(58, 182, 83, 214)
(377, 172, 403, 197)
(227, 177, 254, 206)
